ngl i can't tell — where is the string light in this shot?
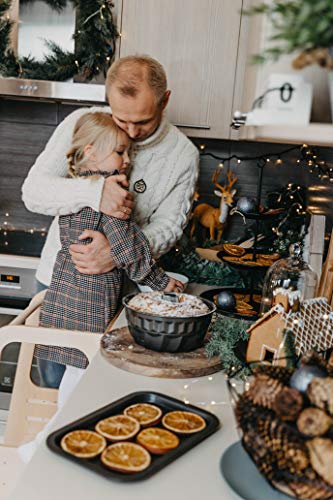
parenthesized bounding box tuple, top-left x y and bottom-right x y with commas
(199, 144, 333, 183)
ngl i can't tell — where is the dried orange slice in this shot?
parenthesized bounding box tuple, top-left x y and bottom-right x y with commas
(136, 427, 179, 454)
(60, 430, 106, 458)
(95, 415, 140, 442)
(124, 403, 162, 427)
(222, 244, 245, 257)
(101, 442, 151, 473)
(236, 300, 253, 310)
(162, 411, 206, 434)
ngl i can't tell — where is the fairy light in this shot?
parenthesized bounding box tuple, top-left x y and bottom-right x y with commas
(199, 143, 332, 183)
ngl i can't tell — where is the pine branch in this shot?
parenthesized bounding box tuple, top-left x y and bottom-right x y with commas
(205, 315, 252, 380)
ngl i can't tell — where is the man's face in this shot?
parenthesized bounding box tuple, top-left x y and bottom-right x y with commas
(108, 86, 170, 142)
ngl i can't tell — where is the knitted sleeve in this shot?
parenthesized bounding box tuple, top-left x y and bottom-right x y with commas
(141, 144, 199, 258)
(21, 107, 105, 216)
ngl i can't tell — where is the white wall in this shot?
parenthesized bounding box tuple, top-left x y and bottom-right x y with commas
(18, 1, 75, 61)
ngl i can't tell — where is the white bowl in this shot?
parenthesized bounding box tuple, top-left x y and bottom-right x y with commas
(137, 271, 189, 293)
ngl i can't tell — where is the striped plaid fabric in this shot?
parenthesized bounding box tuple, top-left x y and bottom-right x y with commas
(36, 178, 169, 368)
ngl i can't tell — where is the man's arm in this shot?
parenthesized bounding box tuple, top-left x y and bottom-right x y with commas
(69, 142, 199, 274)
(140, 145, 199, 258)
(21, 107, 133, 218)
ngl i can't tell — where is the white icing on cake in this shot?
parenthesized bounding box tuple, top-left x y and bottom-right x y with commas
(127, 292, 210, 318)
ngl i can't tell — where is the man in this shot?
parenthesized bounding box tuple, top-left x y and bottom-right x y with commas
(22, 55, 199, 288)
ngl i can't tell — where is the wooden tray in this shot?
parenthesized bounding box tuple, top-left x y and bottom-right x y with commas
(100, 327, 222, 379)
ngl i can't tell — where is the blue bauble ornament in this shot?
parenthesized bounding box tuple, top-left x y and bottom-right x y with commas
(290, 365, 326, 394)
(236, 197, 258, 214)
(216, 291, 236, 311)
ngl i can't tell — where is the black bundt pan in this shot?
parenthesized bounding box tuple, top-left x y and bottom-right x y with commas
(122, 293, 216, 353)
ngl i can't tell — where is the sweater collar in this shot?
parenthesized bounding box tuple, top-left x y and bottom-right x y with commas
(134, 115, 170, 151)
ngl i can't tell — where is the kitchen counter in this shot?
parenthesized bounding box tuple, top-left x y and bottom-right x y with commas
(10, 286, 242, 500)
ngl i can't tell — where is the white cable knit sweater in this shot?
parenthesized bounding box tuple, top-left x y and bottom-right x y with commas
(22, 106, 199, 286)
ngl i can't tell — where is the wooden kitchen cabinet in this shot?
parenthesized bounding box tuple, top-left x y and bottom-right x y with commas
(117, 0, 243, 139)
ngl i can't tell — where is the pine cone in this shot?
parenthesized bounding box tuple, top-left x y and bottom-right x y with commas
(273, 387, 303, 421)
(256, 416, 309, 475)
(307, 438, 333, 487)
(247, 374, 283, 409)
(251, 364, 293, 384)
(300, 350, 328, 372)
(288, 476, 333, 500)
(297, 408, 333, 437)
(308, 377, 333, 416)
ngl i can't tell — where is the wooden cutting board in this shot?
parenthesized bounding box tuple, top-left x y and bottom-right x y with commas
(100, 326, 222, 379)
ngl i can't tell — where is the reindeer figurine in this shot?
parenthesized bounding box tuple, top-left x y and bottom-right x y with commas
(190, 169, 238, 241)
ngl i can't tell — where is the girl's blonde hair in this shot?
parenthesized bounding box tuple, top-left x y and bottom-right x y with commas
(67, 112, 126, 177)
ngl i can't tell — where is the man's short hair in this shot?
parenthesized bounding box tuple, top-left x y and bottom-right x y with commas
(106, 55, 167, 105)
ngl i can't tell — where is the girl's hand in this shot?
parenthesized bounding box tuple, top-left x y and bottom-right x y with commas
(100, 175, 134, 219)
(164, 277, 184, 293)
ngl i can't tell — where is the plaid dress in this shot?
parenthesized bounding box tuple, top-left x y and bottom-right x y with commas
(35, 171, 169, 369)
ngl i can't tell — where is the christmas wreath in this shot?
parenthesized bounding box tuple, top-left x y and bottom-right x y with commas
(0, 0, 118, 81)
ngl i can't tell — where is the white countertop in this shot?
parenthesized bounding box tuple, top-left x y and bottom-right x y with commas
(10, 290, 242, 500)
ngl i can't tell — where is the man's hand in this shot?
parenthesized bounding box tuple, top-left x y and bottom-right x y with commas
(69, 230, 115, 274)
(164, 277, 185, 293)
(100, 175, 134, 219)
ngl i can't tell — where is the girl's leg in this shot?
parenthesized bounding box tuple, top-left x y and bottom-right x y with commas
(36, 358, 66, 389)
(35, 280, 66, 388)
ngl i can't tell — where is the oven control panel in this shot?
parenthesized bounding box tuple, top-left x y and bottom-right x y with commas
(1, 274, 20, 286)
(0, 266, 37, 298)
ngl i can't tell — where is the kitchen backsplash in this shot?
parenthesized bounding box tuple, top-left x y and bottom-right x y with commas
(1, 97, 333, 244)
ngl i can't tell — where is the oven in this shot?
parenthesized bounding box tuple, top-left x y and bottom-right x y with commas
(0, 229, 46, 408)
(0, 229, 45, 314)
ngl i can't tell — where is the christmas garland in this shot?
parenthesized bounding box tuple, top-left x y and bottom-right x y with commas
(1, 0, 118, 81)
(205, 315, 252, 380)
(160, 247, 245, 288)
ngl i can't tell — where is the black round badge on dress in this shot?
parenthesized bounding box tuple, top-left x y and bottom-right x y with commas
(133, 179, 147, 193)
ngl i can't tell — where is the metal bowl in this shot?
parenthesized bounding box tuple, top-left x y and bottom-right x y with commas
(122, 293, 216, 353)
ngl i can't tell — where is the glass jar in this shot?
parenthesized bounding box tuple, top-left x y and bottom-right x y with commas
(260, 243, 318, 315)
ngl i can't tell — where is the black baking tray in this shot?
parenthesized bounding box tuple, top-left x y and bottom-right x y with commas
(46, 391, 220, 481)
(200, 288, 260, 321)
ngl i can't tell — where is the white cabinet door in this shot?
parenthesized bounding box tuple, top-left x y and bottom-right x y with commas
(119, 0, 243, 139)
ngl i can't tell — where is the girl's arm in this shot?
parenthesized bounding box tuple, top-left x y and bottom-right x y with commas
(101, 215, 170, 290)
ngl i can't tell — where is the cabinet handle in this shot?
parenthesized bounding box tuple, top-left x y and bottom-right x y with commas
(173, 123, 211, 130)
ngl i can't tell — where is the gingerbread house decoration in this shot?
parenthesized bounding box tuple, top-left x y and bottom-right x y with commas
(246, 288, 333, 366)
